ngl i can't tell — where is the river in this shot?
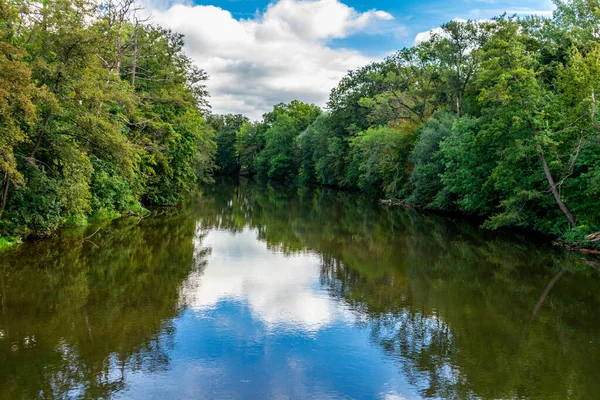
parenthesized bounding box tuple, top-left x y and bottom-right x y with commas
(0, 179, 598, 399)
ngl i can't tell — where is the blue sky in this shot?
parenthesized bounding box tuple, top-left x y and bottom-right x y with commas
(199, 0, 554, 53)
(147, 0, 555, 118)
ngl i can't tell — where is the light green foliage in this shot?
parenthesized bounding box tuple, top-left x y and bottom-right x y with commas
(238, 101, 321, 181)
(0, 41, 37, 188)
(359, 45, 443, 125)
(348, 125, 417, 196)
(553, 0, 600, 42)
(431, 20, 490, 118)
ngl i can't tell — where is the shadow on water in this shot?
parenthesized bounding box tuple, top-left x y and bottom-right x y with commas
(0, 178, 598, 399)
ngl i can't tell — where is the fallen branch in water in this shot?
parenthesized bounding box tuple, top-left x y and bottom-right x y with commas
(85, 239, 99, 249)
(580, 248, 600, 256)
(585, 232, 600, 242)
(137, 210, 151, 225)
(83, 228, 101, 249)
(379, 198, 416, 209)
(584, 260, 600, 271)
(83, 228, 101, 241)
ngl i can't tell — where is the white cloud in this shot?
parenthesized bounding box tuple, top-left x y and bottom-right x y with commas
(145, 0, 400, 119)
(414, 27, 444, 45)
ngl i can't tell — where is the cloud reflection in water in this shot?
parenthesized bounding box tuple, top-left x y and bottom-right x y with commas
(180, 228, 353, 334)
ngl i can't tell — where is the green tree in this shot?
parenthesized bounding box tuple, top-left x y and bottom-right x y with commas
(347, 124, 417, 196)
(409, 111, 456, 207)
(359, 45, 443, 125)
(207, 114, 249, 176)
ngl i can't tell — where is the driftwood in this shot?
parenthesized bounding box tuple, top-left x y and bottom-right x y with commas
(585, 232, 600, 242)
(379, 198, 415, 209)
(581, 248, 600, 255)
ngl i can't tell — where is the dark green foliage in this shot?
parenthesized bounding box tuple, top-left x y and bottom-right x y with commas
(235, 101, 321, 181)
(435, 115, 494, 214)
(208, 114, 249, 176)
(409, 111, 456, 207)
(90, 160, 139, 218)
(296, 113, 345, 185)
(2, 166, 63, 236)
(347, 125, 417, 196)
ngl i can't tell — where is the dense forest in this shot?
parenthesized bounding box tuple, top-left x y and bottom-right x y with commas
(0, 0, 215, 245)
(210, 1, 600, 250)
(1, 0, 599, 250)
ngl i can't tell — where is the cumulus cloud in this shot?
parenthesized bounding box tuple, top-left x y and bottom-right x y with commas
(414, 27, 445, 45)
(415, 1, 555, 45)
(145, 0, 400, 119)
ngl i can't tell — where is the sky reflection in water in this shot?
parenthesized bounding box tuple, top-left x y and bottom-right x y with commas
(119, 228, 419, 399)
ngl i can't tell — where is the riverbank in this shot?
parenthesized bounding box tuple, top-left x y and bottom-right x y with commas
(378, 197, 600, 255)
(0, 205, 150, 251)
(2, 179, 599, 259)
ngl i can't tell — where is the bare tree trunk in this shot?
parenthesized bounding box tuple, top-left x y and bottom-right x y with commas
(30, 112, 53, 161)
(130, 21, 138, 86)
(531, 269, 566, 322)
(0, 172, 9, 217)
(537, 144, 576, 227)
(115, 19, 123, 76)
(592, 90, 600, 134)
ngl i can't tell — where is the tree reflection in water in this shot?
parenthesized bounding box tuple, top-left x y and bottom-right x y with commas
(0, 203, 211, 399)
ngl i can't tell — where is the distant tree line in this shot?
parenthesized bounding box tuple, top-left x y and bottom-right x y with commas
(208, 1, 600, 249)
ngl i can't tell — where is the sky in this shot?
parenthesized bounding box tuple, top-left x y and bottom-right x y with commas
(143, 0, 556, 119)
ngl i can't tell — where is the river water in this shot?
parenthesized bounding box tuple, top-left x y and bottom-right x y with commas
(0, 180, 599, 399)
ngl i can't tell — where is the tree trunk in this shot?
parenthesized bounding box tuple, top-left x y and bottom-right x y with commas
(537, 144, 576, 227)
(115, 19, 122, 76)
(30, 111, 53, 161)
(0, 172, 9, 217)
(130, 22, 138, 86)
(592, 90, 600, 134)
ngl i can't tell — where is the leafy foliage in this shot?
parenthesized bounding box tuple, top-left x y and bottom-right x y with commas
(0, 0, 215, 238)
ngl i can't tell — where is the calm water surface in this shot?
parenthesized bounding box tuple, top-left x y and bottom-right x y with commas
(1, 180, 599, 399)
